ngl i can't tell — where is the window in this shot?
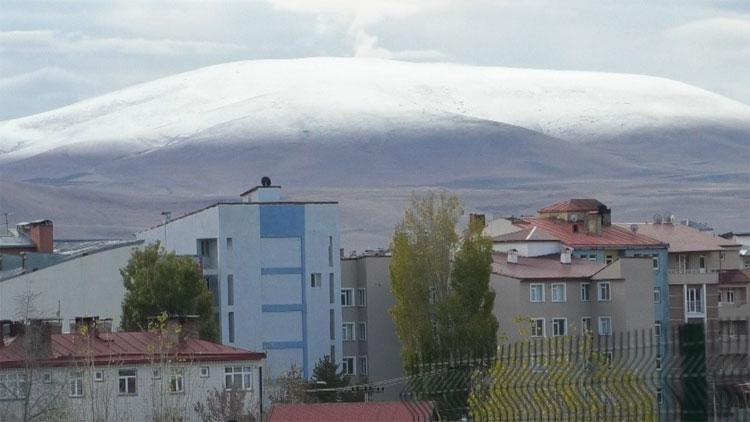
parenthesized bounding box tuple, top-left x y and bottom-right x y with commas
(653, 288, 661, 304)
(597, 282, 611, 301)
(0, 372, 25, 399)
(552, 318, 567, 336)
(227, 274, 234, 306)
(329, 274, 335, 304)
(656, 356, 662, 371)
(530, 284, 545, 302)
(42, 372, 52, 384)
(598, 317, 612, 336)
(530, 318, 545, 338)
(328, 236, 334, 267)
(341, 289, 353, 306)
(118, 369, 137, 395)
(225, 366, 253, 390)
(330, 345, 336, 363)
(357, 322, 367, 341)
(678, 255, 687, 273)
(329, 309, 335, 340)
(94, 370, 104, 382)
(581, 317, 592, 334)
(358, 356, 368, 375)
(657, 388, 663, 405)
(605, 255, 614, 264)
(342, 357, 355, 375)
(311, 273, 322, 288)
(69, 371, 83, 397)
(342, 323, 354, 341)
(169, 369, 184, 394)
(580, 283, 590, 302)
(723, 289, 735, 304)
(699, 256, 706, 273)
(586, 254, 597, 262)
(655, 321, 662, 337)
(652, 256, 659, 271)
(551, 283, 566, 302)
(228, 312, 235, 343)
(152, 368, 161, 379)
(226, 237, 233, 251)
(200, 367, 210, 378)
(687, 287, 703, 313)
(357, 288, 366, 307)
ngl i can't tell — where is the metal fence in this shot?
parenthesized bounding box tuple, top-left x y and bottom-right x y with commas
(399, 321, 750, 421)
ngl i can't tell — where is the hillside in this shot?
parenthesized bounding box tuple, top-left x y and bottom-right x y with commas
(0, 58, 747, 247)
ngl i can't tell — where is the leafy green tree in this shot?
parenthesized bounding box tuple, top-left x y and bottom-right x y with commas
(120, 243, 218, 341)
(390, 192, 461, 367)
(306, 358, 362, 403)
(441, 219, 498, 357)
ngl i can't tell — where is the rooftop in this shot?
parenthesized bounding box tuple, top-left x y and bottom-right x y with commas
(719, 269, 750, 285)
(270, 401, 436, 422)
(518, 218, 666, 249)
(538, 199, 606, 213)
(0, 330, 265, 369)
(623, 223, 740, 253)
(492, 226, 559, 243)
(491, 252, 607, 280)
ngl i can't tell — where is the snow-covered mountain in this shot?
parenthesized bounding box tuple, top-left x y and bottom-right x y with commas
(0, 58, 748, 247)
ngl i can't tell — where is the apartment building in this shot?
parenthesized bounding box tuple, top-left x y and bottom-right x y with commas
(137, 179, 342, 380)
(628, 222, 743, 328)
(340, 251, 404, 400)
(721, 232, 750, 269)
(0, 319, 266, 422)
(489, 199, 669, 337)
(0, 240, 143, 329)
(491, 249, 655, 343)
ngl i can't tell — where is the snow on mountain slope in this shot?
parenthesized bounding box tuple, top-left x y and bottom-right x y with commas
(1, 57, 748, 161)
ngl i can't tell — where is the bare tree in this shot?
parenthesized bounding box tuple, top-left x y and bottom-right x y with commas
(194, 387, 259, 422)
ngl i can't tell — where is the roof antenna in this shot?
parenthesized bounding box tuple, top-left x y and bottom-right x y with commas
(1, 212, 10, 236)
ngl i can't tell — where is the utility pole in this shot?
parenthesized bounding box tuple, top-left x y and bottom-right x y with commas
(161, 211, 171, 244)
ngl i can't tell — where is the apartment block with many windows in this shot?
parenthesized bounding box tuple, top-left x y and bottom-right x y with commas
(491, 249, 655, 343)
(137, 180, 342, 380)
(340, 251, 404, 401)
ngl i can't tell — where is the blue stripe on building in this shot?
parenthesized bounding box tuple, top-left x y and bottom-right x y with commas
(260, 267, 302, 275)
(263, 341, 304, 350)
(262, 304, 303, 312)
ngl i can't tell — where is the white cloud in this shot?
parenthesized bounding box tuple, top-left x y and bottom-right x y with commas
(0, 30, 245, 55)
(269, 0, 453, 60)
(663, 17, 750, 50)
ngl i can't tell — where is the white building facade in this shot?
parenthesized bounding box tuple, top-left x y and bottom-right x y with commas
(137, 183, 342, 379)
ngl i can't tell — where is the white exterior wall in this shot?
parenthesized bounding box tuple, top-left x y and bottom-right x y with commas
(0, 243, 142, 329)
(137, 201, 341, 380)
(492, 241, 561, 257)
(0, 359, 262, 422)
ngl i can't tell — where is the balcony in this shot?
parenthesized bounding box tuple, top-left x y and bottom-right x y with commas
(667, 268, 719, 285)
(719, 302, 750, 320)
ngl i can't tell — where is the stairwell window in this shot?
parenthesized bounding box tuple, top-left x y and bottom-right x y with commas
(311, 273, 322, 288)
(228, 312, 235, 343)
(653, 288, 661, 304)
(655, 321, 661, 337)
(652, 256, 659, 271)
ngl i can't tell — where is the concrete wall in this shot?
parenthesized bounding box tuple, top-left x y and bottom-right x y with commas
(0, 359, 263, 422)
(0, 242, 142, 329)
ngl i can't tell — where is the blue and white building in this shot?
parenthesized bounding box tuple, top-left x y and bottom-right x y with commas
(137, 179, 342, 379)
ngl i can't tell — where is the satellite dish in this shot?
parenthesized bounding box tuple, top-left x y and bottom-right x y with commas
(261, 176, 272, 187)
(630, 224, 639, 233)
(653, 214, 662, 224)
(570, 214, 579, 223)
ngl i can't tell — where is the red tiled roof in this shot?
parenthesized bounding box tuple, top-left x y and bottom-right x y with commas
(0, 331, 265, 369)
(492, 253, 607, 280)
(270, 401, 435, 422)
(538, 199, 605, 213)
(719, 269, 750, 284)
(518, 218, 667, 249)
(623, 223, 740, 253)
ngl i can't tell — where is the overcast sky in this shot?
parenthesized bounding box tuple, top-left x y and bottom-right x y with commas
(1, 0, 748, 120)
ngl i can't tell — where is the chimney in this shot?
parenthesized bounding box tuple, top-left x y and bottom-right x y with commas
(29, 220, 54, 254)
(240, 176, 281, 203)
(469, 213, 486, 228)
(586, 211, 602, 235)
(24, 319, 59, 358)
(561, 248, 572, 264)
(72, 316, 108, 336)
(165, 315, 201, 343)
(507, 249, 518, 264)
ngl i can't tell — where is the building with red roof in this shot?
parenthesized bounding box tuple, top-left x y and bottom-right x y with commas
(0, 318, 265, 421)
(270, 401, 437, 422)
